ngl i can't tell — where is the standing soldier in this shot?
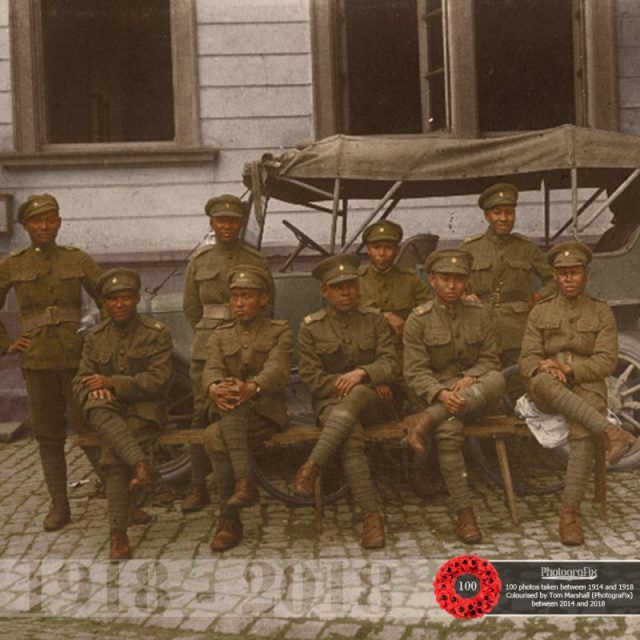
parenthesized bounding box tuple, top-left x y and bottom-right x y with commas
(519, 241, 636, 546)
(358, 220, 431, 338)
(182, 194, 273, 513)
(74, 268, 173, 560)
(402, 249, 506, 544)
(202, 265, 293, 551)
(460, 183, 555, 368)
(0, 194, 102, 531)
(293, 254, 400, 549)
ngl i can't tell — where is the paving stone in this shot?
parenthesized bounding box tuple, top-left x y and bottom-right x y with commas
(285, 620, 326, 639)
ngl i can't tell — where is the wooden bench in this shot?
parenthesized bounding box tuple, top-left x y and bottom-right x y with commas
(75, 414, 607, 528)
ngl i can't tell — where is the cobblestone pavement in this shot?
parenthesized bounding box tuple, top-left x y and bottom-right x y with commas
(2, 437, 640, 639)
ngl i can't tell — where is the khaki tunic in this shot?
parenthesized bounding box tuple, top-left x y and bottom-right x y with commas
(0, 243, 101, 369)
(183, 241, 273, 359)
(519, 293, 618, 406)
(358, 263, 431, 320)
(73, 314, 173, 428)
(298, 305, 399, 417)
(403, 299, 502, 404)
(202, 315, 293, 427)
(460, 229, 555, 352)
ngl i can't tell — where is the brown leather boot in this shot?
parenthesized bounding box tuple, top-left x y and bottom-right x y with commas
(559, 505, 584, 546)
(181, 483, 211, 513)
(43, 500, 71, 531)
(603, 423, 636, 466)
(455, 507, 482, 544)
(109, 528, 131, 561)
(226, 477, 259, 508)
(292, 461, 320, 499)
(361, 511, 385, 549)
(128, 460, 154, 497)
(210, 510, 243, 552)
(128, 505, 152, 526)
(401, 411, 433, 456)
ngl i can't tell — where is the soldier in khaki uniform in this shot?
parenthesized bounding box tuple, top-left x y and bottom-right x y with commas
(519, 241, 636, 546)
(358, 220, 431, 338)
(402, 249, 506, 543)
(74, 268, 173, 560)
(293, 254, 400, 549)
(202, 265, 293, 551)
(182, 194, 274, 513)
(460, 183, 555, 368)
(0, 194, 102, 531)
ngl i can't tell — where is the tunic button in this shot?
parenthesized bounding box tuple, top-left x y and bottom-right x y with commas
(243, 343, 248, 348)
(345, 338, 352, 344)
(119, 367, 125, 372)
(119, 350, 125, 356)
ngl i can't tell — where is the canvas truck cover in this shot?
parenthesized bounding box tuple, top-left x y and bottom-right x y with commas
(243, 125, 640, 204)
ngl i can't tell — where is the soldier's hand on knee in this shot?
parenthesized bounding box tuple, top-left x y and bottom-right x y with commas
(82, 374, 114, 391)
(89, 388, 115, 401)
(374, 383, 394, 402)
(334, 368, 367, 398)
(451, 375, 475, 393)
(7, 334, 32, 353)
(437, 389, 466, 414)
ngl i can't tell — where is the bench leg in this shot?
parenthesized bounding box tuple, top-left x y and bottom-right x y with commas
(594, 436, 607, 519)
(494, 437, 520, 526)
(314, 470, 324, 533)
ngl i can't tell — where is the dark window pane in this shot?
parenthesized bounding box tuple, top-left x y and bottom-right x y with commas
(41, 0, 175, 143)
(475, 0, 575, 132)
(344, 0, 422, 134)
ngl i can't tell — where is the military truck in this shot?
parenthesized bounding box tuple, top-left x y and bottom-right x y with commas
(149, 124, 640, 492)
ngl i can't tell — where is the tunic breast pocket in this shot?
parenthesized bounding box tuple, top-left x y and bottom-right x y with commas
(356, 331, 376, 364)
(194, 266, 223, 301)
(127, 348, 153, 374)
(536, 317, 562, 353)
(470, 257, 492, 293)
(220, 341, 242, 369)
(506, 259, 532, 292)
(253, 335, 275, 369)
(316, 340, 344, 373)
(575, 317, 598, 352)
(424, 330, 453, 369)
(88, 348, 113, 375)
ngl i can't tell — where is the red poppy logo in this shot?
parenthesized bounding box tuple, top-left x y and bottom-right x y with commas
(433, 555, 502, 619)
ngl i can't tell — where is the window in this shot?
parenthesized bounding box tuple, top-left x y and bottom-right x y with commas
(311, 0, 618, 138)
(8, 0, 210, 165)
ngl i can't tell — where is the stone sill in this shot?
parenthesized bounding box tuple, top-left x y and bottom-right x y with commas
(0, 145, 219, 169)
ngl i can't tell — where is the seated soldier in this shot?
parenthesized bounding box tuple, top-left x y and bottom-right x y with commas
(292, 254, 401, 549)
(202, 265, 293, 552)
(73, 268, 173, 561)
(519, 241, 637, 546)
(358, 220, 431, 338)
(402, 249, 506, 544)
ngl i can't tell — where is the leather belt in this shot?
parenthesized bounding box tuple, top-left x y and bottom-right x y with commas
(21, 306, 81, 332)
(202, 303, 232, 320)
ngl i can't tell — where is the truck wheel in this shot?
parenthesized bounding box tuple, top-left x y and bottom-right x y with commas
(603, 330, 640, 471)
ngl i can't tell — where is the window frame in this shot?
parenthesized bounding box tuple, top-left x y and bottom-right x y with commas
(5, 0, 215, 167)
(310, 0, 619, 139)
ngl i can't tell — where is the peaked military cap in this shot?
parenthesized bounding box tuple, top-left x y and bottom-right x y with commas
(312, 254, 360, 285)
(205, 194, 247, 219)
(362, 219, 403, 245)
(228, 264, 271, 290)
(478, 183, 518, 211)
(546, 241, 592, 268)
(98, 268, 141, 297)
(18, 193, 59, 225)
(424, 249, 473, 275)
